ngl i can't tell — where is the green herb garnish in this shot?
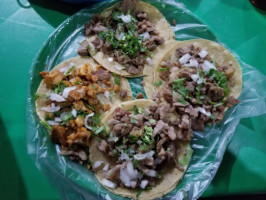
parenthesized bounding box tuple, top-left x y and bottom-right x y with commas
(172, 78, 191, 100)
(207, 68, 229, 96)
(65, 66, 74, 76)
(130, 118, 139, 125)
(53, 81, 66, 94)
(40, 121, 52, 131)
(149, 119, 156, 124)
(157, 67, 168, 72)
(133, 105, 142, 114)
(153, 80, 163, 87)
(113, 73, 120, 85)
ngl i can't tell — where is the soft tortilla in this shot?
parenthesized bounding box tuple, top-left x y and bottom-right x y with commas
(35, 56, 133, 121)
(149, 39, 242, 99)
(90, 99, 191, 200)
(87, 1, 175, 77)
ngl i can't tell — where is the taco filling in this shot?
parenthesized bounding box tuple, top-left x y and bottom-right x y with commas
(78, 0, 166, 75)
(154, 44, 240, 131)
(35, 58, 132, 165)
(90, 101, 192, 194)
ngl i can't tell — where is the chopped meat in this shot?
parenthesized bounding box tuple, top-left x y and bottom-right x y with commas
(159, 70, 170, 81)
(113, 123, 133, 135)
(84, 23, 94, 36)
(207, 86, 224, 102)
(92, 69, 110, 81)
(107, 118, 121, 127)
(105, 164, 121, 181)
(42, 70, 64, 89)
(129, 126, 142, 137)
(120, 0, 138, 13)
(128, 65, 140, 75)
(120, 90, 128, 100)
(60, 150, 88, 161)
(113, 123, 123, 134)
(93, 23, 108, 34)
(136, 11, 148, 21)
(162, 87, 173, 103)
(191, 119, 204, 131)
(102, 42, 112, 54)
(158, 104, 170, 121)
(185, 105, 199, 118)
(179, 115, 190, 129)
(77, 40, 89, 56)
(114, 107, 129, 118)
(40, 71, 48, 78)
(68, 88, 86, 101)
(50, 125, 66, 145)
(186, 82, 195, 92)
(167, 126, 176, 140)
(225, 96, 240, 108)
(151, 36, 165, 45)
(177, 128, 193, 141)
(98, 140, 108, 152)
(92, 36, 103, 50)
(136, 92, 144, 99)
(88, 97, 99, 105)
(153, 120, 166, 135)
(140, 157, 154, 167)
(178, 68, 196, 80)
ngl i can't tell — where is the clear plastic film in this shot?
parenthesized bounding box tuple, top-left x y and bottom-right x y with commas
(26, 0, 266, 199)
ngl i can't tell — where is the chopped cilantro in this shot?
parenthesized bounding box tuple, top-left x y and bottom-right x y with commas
(113, 149, 118, 156)
(113, 73, 120, 85)
(178, 97, 188, 105)
(74, 80, 83, 85)
(91, 113, 101, 126)
(210, 115, 216, 120)
(178, 146, 193, 167)
(172, 78, 191, 100)
(207, 68, 229, 96)
(130, 118, 139, 125)
(136, 189, 143, 198)
(53, 81, 66, 94)
(144, 126, 153, 135)
(156, 173, 162, 179)
(94, 126, 105, 135)
(153, 80, 163, 87)
(34, 93, 40, 100)
(65, 66, 74, 76)
(40, 121, 52, 131)
(157, 67, 168, 72)
(133, 105, 142, 114)
(61, 112, 74, 122)
(149, 119, 156, 124)
(128, 134, 138, 142)
(122, 137, 127, 145)
(45, 115, 53, 121)
(139, 144, 148, 152)
(133, 159, 139, 168)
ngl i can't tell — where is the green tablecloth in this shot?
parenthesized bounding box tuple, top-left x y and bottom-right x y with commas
(0, 0, 265, 199)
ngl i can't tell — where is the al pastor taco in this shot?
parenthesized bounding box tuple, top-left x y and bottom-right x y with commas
(34, 56, 132, 164)
(78, 0, 175, 77)
(89, 99, 192, 199)
(145, 39, 242, 131)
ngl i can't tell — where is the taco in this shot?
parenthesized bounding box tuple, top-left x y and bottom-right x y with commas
(145, 39, 242, 131)
(89, 100, 192, 199)
(35, 56, 132, 164)
(77, 0, 175, 77)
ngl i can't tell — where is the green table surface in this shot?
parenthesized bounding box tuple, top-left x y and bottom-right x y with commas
(1, 0, 266, 199)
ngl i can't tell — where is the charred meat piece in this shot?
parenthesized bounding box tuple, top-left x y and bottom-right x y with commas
(50, 125, 66, 145)
(77, 40, 89, 56)
(207, 86, 224, 102)
(225, 96, 240, 108)
(92, 68, 110, 81)
(92, 36, 104, 50)
(191, 119, 204, 131)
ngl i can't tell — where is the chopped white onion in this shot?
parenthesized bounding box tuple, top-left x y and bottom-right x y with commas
(46, 120, 60, 126)
(120, 168, 131, 187)
(137, 172, 143, 180)
(179, 53, 191, 64)
(202, 60, 216, 73)
(59, 62, 75, 75)
(84, 113, 94, 130)
(102, 178, 117, 189)
(118, 14, 131, 23)
(93, 160, 104, 169)
(50, 93, 66, 102)
(116, 32, 125, 41)
(130, 181, 137, 188)
(54, 117, 62, 122)
(103, 163, 109, 172)
(140, 32, 150, 41)
(198, 50, 208, 58)
(104, 90, 110, 99)
(198, 107, 211, 117)
(107, 137, 118, 142)
(120, 152, 131, 161)
(71, 109, 77, 118)
(134, 151, 154, 160)
(184, 58, 199, 68)
(62, 86, 76, 98)
(77, 89, 83, 93)
(41, 103, 60, 113)
(146, 169, 157, 177)
(155, 158, 162, 164)
(146, 57, 153, 65)
(197, 77, 204, 85)
(115, 63, 124, 71)
(136, 140, 142, 145)
(191, 74, 199, 82)
(140, 179, 149, 189)
(107, 57, 113, 62)
(126, 162, 138, 179)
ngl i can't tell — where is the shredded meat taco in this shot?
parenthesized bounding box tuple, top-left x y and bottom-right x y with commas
(89, 100, 192, 199)
(34, 57, 132, 165)
(77, 0, 175, 77)
(144, 39, 242, 132)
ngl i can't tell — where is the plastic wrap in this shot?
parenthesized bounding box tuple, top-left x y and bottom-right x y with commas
(26, 0, 266, 199)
